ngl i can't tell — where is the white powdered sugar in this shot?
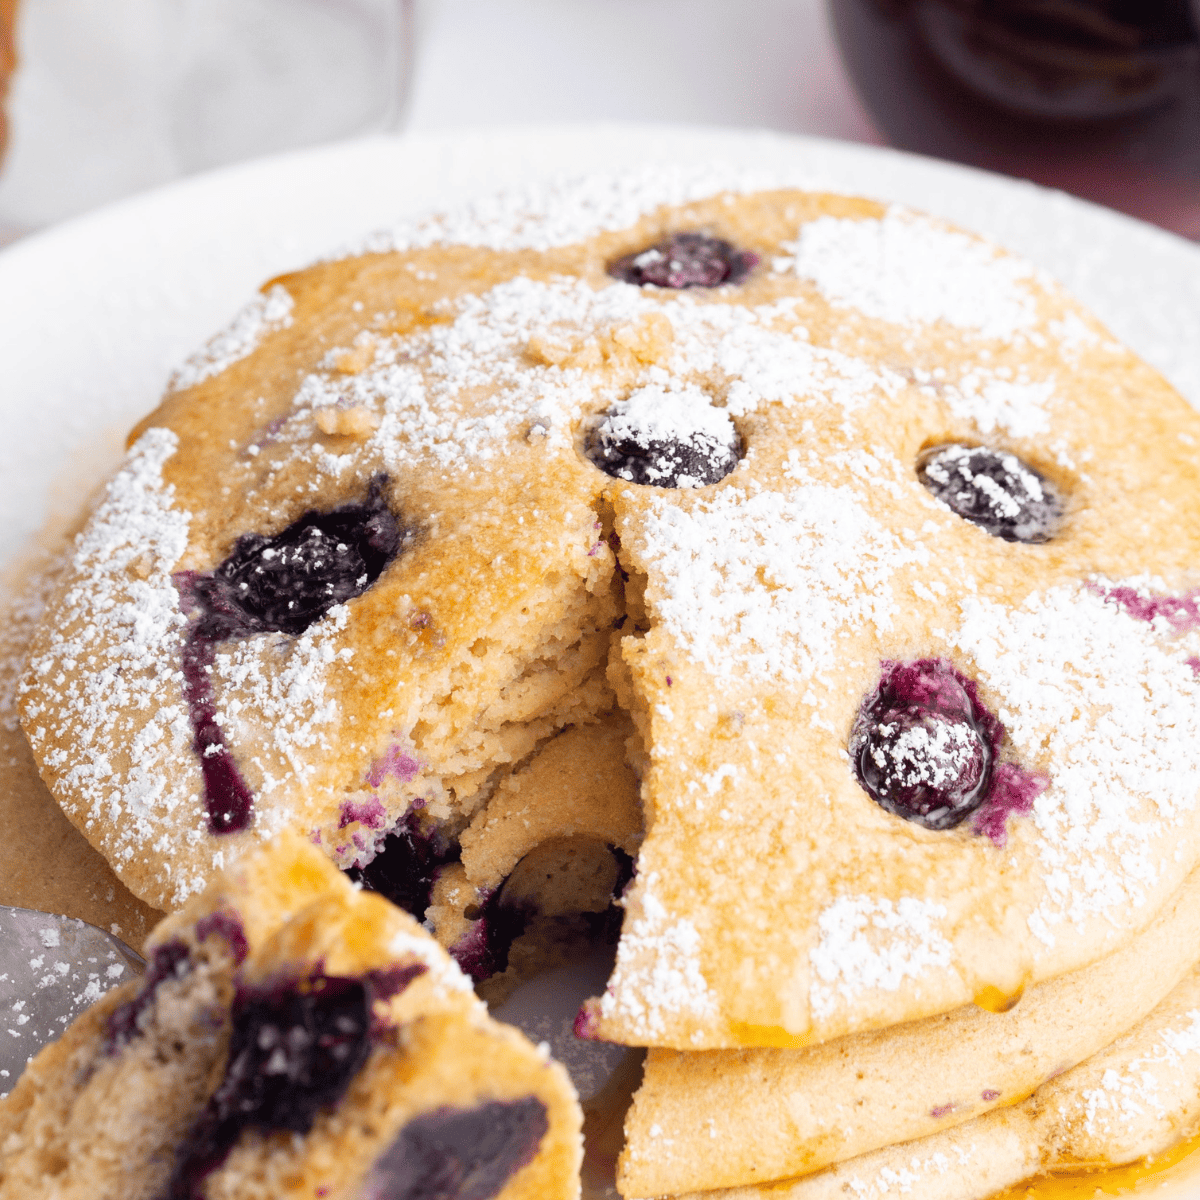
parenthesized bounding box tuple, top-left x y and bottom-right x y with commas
(291, 274, 895, 481)
(598, 872, 717, 1042)
(777, 208, 1039, 340)
(809, 896, 953, 1020)
(941, 373, 1055, 439)
(343, 164, 816, 259)
(1077, 1008, 1200, 1135)
(634, 484, 928, 687)
(169, 283, 294, 392)
(593, 383, 738, 488)
(212, 605, 355, 799)
(870, 720, 979, 791)
(600, 382, 733, 448)
(18, 430, 200, 897)
(949, 584, 1200, 944)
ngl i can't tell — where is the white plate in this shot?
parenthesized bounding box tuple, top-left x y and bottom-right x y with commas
(4, 122, 1200, 1194)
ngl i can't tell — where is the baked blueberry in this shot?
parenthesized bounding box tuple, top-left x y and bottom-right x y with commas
(178, 476, 405, 834)
(850, 659, 1000, 830)
(608, 232, 758, 288)
(349, 810, 461, 921)
(918, 444, 1063, 543)
(587, 384, 740, 488)
(192, 473, 403, 639)
(163, 974, 373, 1198)
(357, 1098, 549, 1200)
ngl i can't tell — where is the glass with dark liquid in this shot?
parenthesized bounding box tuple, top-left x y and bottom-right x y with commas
(828, 0, 1200, 237)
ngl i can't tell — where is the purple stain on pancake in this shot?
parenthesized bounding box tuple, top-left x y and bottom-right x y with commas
(981, 1089, 1001, 1102)
(608, 232, 758, 289)
(1098, 584, 1200, 633)
(176, 476, 404, 835)
(104, 940, 191, 1054)
(365, 963, 428, 1007)
(340, 795, 389, 830)
(366, 743, 422, 788)
(971, 763, 1047, 847)
(195, 910, 250, 966)
(161, 967, 422, 1200)
(356, 1098, 549, 1200)
(179, 631, 255, 835)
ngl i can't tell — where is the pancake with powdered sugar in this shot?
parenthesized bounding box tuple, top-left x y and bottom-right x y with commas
(18, 173, 1200, 1064)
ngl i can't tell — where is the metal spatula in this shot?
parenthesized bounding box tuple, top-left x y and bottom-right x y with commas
(0, 905, 145, 1097)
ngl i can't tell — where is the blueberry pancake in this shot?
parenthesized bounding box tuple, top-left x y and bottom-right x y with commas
(19, 173, 1200, 1053)
(677, 960, 1200, 1200)
(0, 831, 581, 1200)
(620, 860, 1200, 1196)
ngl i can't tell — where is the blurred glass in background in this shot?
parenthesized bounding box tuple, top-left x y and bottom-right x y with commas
(829, 0, 1200, 238)
(0, 0, 415, 239)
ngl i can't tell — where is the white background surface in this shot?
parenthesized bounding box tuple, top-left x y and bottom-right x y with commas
(407, 0, 880, 143)
(0, 0, 880, 237)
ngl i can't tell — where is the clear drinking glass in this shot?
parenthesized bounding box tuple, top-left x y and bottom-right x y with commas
(0, 0, 416, 239)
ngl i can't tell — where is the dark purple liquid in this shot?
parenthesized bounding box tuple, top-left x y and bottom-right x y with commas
(180, 628, 256, 834)
(829, 0, 1200, 237)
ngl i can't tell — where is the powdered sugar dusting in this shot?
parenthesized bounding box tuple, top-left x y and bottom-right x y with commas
(18, 429, 204, 901)
(344, 164, 819, 258)
(211, 604, 354, 803)
(777, 208, 1039, 340)
(1077, 1008, 1200, 1136)
(942, 373, 1055, 439)
(950, 583, 1200, 946)
(169, 284, 294, 392)
(809, 896, 953, 1020)
(291, 274, 895, 481)
(634, 485, 928, 686)
(597, 872, 717, 1042)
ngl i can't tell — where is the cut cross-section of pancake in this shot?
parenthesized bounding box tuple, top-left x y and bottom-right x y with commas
(19, 174, 1200, 1055)
(0, 830, 581, 1200)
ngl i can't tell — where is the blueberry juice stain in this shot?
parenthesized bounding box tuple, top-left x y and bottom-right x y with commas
(160, 966, 423, 1200)
(176, 476, 403, 834)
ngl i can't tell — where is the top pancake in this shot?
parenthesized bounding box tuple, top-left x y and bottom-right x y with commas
(19, 173, 1200, 1049)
